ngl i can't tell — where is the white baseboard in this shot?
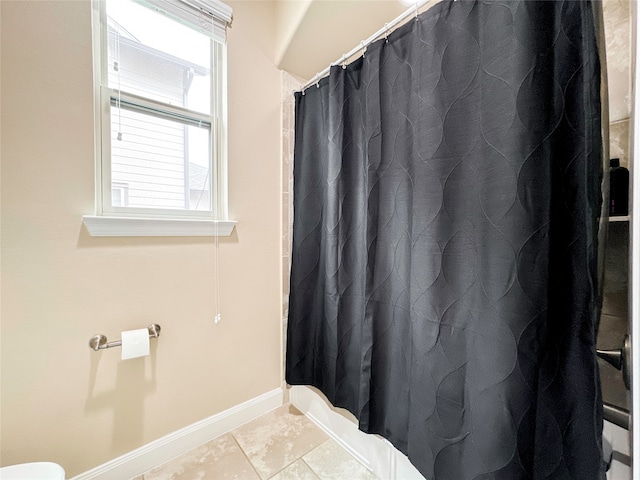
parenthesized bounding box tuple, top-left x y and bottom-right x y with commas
(71, 388, 283, 480)
(289, 385, 424, 480)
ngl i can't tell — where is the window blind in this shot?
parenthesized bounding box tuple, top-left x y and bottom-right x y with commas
(138, 0, 232, 43)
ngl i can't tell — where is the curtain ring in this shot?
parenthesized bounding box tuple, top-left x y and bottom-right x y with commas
(384, 23, 389, 43)
(341, 53, 347, 69)
(415, 3, 419, 20)
(361, 41, 367, 57)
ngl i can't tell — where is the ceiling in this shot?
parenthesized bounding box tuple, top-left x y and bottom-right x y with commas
(275, 0, 632, 123)
(275, 0, 409, 81)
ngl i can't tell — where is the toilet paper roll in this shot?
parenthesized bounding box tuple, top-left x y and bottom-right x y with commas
(121, 328, 150, 360)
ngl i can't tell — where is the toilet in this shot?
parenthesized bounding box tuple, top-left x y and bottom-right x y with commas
(0, 462, 65, 479)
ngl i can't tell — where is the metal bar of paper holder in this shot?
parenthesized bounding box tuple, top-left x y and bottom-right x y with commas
(89, 324, 161, 351)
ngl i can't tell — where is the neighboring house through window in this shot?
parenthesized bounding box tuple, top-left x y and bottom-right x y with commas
(111, 182, 129, 207)
(84, 0, 235, 236)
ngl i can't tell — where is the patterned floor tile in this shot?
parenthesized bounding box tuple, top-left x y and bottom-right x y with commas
(269, 459, 320, 480)
(232, 404, 328, 479)
(303, 439, 379, 480)
(133, 432, 259, 480)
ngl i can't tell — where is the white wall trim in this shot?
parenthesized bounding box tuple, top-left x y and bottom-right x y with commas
(82, 215, 237, 237)
(289, 385, 424, 480)
(70, 388, 283, 480)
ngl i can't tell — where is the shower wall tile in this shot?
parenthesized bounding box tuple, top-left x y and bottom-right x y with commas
(603, 0, 631, 121)
(600, 0, 632, 426)
(282, 192, 290, 257)
(282, 70, 297, 298)
(282, 70, 301, 398)
(601, 0, 632, 418)
(283, 260, 290, 305)
(283, 143, 293, 196)
(610, 119, 630, 169)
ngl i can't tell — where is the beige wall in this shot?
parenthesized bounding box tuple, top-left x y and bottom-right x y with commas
(1, 0, 282, 476)
(275, 0, 312, 67)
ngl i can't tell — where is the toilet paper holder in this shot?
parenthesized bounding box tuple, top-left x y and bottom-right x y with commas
(89, 324, 161, 351)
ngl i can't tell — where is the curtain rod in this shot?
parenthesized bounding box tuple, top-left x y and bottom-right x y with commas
(299, 0, 441, 92)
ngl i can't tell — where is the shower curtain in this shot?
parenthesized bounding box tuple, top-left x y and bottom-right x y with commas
(286, 1, 606, 478)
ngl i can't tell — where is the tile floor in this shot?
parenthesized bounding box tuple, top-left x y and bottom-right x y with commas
(131, 404, 379, 480)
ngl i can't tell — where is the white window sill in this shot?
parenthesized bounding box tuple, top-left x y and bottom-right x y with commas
(83, 215, 237, 237)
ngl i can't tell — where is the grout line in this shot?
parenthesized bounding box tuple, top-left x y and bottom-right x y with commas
(230, 433, 264, 480)
(230, 406, 326, 480)
(300, 457, 322, 480)
(270, 436, 329, 478)
(299, 438, 381, 480)
(610, 117, 631, 126)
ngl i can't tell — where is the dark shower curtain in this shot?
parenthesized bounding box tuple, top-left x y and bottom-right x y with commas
(286, 1, 606, 478)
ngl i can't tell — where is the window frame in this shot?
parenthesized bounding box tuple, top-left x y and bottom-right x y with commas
(84, 0, 235, 236)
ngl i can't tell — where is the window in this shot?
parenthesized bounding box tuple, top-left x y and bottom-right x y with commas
(84, 0, 235, 236)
